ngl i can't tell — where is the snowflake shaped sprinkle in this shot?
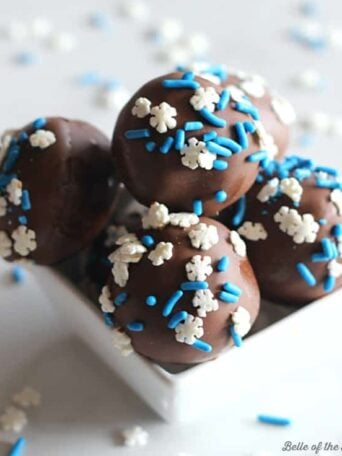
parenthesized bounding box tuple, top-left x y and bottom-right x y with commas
(11, 226, 37, 256)
(99, 285, 115, 313)
(149, 102, 177, 133)
(29, 129, 56, 149)
(238, 221, 268, 241)
(239, 74, 266, 98)
(175, 314, 204, 344)
(274, 206, 319, 244)
(0, 197, 7, 217)
(186, 255, 213, 281)
(169, 212, 199, 228)
(112, 261, 129, 287)
(0, 231, 12, 258)
(280, 177, 303, 203)
(180, 137, 215, 170)
(188, 223, 219, 251)
(327, 259, 342, 278)
(330, 189, 342, 216)
(0, 407, 27, 432)
(112, 328, 133, 356)
(190, 87, 220, 112)
(142, 202, 170, 229)
(6, 178, 23, 206)
(115, 233, 139, 245)
(131, 97, 152, 118)
(122, 426, 149, 447)
(0, 132, 13, 166)
(230, 231, 247, 256)
(104, 225, 128, 248)
(226, 84, 246, 103)
(271, 95, 296, 125)
(192, 289, 219, 317)
(254, 121, 279, 160)
(257, 177, 280, 203)
(148, 241, 173, 266)
(13, 387, 41, 407)
(232, 306, 251, 337)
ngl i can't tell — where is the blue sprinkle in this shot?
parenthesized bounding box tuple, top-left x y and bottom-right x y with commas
(331, 242, 339, 259)
(204, 64, 228, 82)
(213, 160, 228, 171)
(0, 174, 17, 189)
(296, 263, 317, 287)
(230, 325, 242, 347)
(3, 146, 21, 173)
(207, 141, 232, 157)
(184, 121, 204, 131)
(294, 168, 312, 181)
(8, 436, 26, 456)
(15, 51, 39, 65)
(222, 282, 242, 296)
(78, 71, 101, 86)
(219, 291, 239, 303)
(332, 224, 342, 238)
(167, 311, 188, 329)
(214, 190, 227, 203)
(315, 166, 338, 177)
(311, 253, 330, 263)
(235, 102, 260, 120)
(193, 199, 203, 216)
(18, 216, 28, 225)
(146, 295, 157, 306)
(11, 265, 25, 283)
(214, 136, 241, 153)
(319, 218, 327, 225)
(202, 131, 217, 142)
(324, 275, 336, 293)
(124, 129, 151, 139)
(145, 141, 156, 152)
(199, 108, 227, 128)
(162, 79, 200, 90)
(257, 414, 292, 427)
(231, 196, 246, 227)
(182, 71, 194, 80)
(163, 290, 184, 317)
(247, 150, 269, 163)
(127, 321, 145, 331)
(235, 122, 248, 149)
(103, 313, 114, 327)
(18, 131, 29, 143)
(256, 174, 264, 183)
(32, 117, 47, 129)
(192, 339, 213, 352)
(160, 136, 174, 154)
(21, 190, 31, 211)
(300, 0, 320, 17)
(216, 256, 229, 272)
(141, 235, 155, 247)
(175, 129, 185, 150)
(216, 88, 230, 111)
(321, 238, 335, 258)
(114, 292, 128, 306)
(181, 281, 208, 291)
(316, 179, 342, 190)
(298, 133, 316, 148)
(89, 11, 113, 30)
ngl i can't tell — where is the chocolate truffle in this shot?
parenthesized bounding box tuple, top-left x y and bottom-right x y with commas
(0, 117, 116, 264)
(112, 71, 274, 217)
(99, 204, 260, 364)
(222, 156, 342, 304)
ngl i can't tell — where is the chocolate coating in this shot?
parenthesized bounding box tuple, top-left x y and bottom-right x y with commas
(106, 217, 260, 365)
(0, 117, 117, 264)
(112, 71, 267, 216)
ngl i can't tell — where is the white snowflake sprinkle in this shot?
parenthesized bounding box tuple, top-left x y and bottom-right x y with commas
(148, 241, 173, 266)
(49, 32, 77, 52)
(29, 129, 56, 149)
(274, 206, 319, 244)
(254, 121, 279, 160)
(104, 225, 128, 248)
(6, 178, 23, 206)
(112, 328, 133, 356)
(330, 189, 342, 216)
(257, 177, 280, 203)
(180, 137, 215, 170)
(98, 86, 130, 110)
(99, 285, 115, 313)
(185, 255, 213, 281)
(109, 239, 146, 264)
(190, 87, 220, 112)
(11, 226, 37, 256)
(132, 97, 151, 118)
(230, 231, 247, 256)
(226, 84, 246, 103)
(149, 102, 177, 133)
(271, 95, 296, 125)
(142, 202, 170, 229)
(112, 261, 129, 287)
(239, 74, 266, 98)
(188, 223, 219, 251)
(0, 231, 12, 258)
(122, 425, 149, 447)
(115, 233, 139, 246)
(13, 387, 41, 408)
(169, 212, 199, 228)
(0, 197, 7, 217)
(0, 132, 13, 166)
(280, 177, 303, 203)
(327, 259, 342, 278)
(238, 222, 268, 241)
(232, 306, 252, 337)
(175, 314, 204, 344)
(192, 289, 219, 317)
(0, 407, 27, 432)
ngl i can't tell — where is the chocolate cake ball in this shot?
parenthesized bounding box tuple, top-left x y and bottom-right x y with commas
(99, 204, 260, 364)
(112, 71, 274, 217)
(222, 156, 342, 304)
(0, 117, 116, 264)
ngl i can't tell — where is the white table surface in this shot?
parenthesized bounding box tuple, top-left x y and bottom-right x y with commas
(1, 0, 342, 454)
